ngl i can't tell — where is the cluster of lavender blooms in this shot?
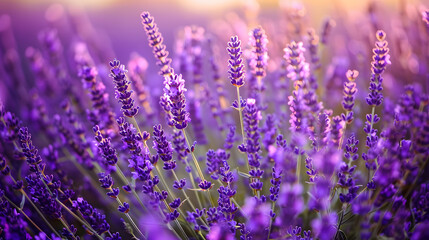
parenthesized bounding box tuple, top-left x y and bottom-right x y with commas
(1, 1, 429, 240)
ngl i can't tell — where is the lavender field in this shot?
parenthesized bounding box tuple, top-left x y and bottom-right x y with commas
(0, 0, 428, 239)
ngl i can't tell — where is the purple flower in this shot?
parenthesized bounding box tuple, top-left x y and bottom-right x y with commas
(269, 167, 282, 202)
(341, 70, 358, 123)
(72, 197, 111, 235)
(109, 59, 139, 118)
(305, 157, 318, 182)
(242, 197, 270, 238)
(286, 226, 312, 240)
(344, 134, 359, 162)
(118, 202, 130, 213)
(224, 125, 236, 150)
(249, 27, 268, 81)
(26, 175, 63, 219)
(152, 124, 175, 170)
(366, 30, 390, 107)
(169, 198, 181, 209)
(172, 130, 188, 165)
(198, 180, 212, 190)
(93, 125, 118, 166)
(19, 127, 43, 173)
(330, 116, 344, 147)
(163, 74, 191, 130)
(227, 36, 245, 87)
(307, 28, 320, 69)
(173, 178, 186, 190)
(79, 65, 115, 129)
(0, 189, 29, 239)
(140, 11, 173, 77)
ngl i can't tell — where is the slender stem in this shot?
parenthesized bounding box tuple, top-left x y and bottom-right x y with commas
(189, 170, 204, 210)
(267, 201, 276, 240)
(206, 189, 216, 207)
(154, 165, 176, 200)
(236, 87, 246, 144)
(21, 190, 61, 237)
(334, 205, 345, 239)
(3, 195, 51, 240)
(153, 166, 199, 239)
(236, 87, 250, 173)
(115, 164, 147, 212)
(7, 174, 61, 237)
(172, 170, 209, 228)
(114, 197, 146, 239)
(181, 129, 207, 210)
(171, 170, 196, 210)
(56, 199, 103, 239)
(59, 216, 77, 240)
(182, 129, 205, 181)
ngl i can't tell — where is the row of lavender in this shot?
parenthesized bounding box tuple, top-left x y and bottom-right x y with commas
(0, 2, 428, 240)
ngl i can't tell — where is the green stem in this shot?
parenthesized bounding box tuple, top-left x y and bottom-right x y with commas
(153, 166, 199, 239)
(236, 86, 250, 172)
(334, 205, 345, 239)
(56, 199, 103, 239)
(115, 164, 147, 212)
(267, 201, 276, 240)
(59, 216, 76, 240)
(3, 195, 51, 240)
(7, 174, 60, 238)
(172, 170, 209, 228)
(182, 129, 205, 181)
(113, 197, 145, 239)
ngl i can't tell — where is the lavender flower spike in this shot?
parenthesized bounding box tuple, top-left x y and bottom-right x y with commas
(227, 36, 245, 87)
(141, 11, 173, 77)
(109, 59, 139, 118)
(249, 27, 268, 86)
(341, 70, 358, 123)
(163, 73, 191, 130)
(366, 30, 390, 107)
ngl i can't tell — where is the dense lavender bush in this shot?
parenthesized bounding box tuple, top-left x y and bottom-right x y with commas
(0, 1, 428, 240)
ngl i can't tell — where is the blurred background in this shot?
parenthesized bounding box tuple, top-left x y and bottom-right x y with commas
(1, 0, 425, 68)
(0, 0, 428, 111)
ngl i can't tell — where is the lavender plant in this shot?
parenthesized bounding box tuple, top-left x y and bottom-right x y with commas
(0, 1, 428, 240)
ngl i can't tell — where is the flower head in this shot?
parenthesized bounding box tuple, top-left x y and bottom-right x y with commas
(163, 74, 191, 129)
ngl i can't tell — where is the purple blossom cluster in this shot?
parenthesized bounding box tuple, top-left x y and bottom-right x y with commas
(0, 2, 429, 240)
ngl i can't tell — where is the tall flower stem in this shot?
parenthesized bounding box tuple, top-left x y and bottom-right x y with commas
(236, 87, 246, 146)
(59, 216, 76, 240)
(112, 194, 146, 239)
(152, 165, 201, 239)
(180, 129, 209, 209)
(3, 195, 51, 239)
(7, 174, 60, 237)
(334, 204, 346, 239)
(171, 170, 207, 226)
(115, 163, 147, 212)
(55, 200, 104, 240)
(182, 129, 205, 181)
(267, 201, 276, 240)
